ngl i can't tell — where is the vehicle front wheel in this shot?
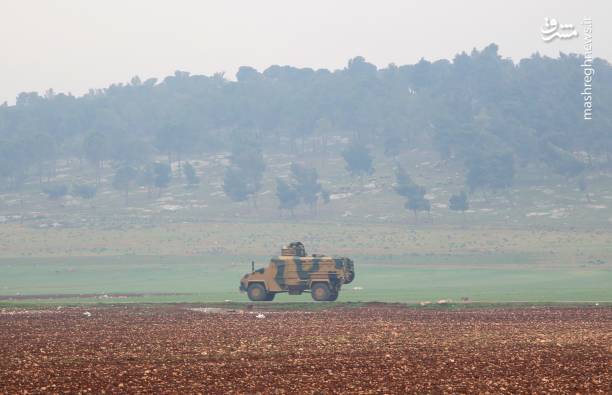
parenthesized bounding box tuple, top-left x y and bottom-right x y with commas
(247, 283, 269, 301)
(265, 292, 276, 301)
(327, 292, 338, 301)
(311, 283, 332, 302)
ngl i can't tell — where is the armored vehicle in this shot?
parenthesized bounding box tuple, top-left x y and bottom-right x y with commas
(239, 242, 355, 301)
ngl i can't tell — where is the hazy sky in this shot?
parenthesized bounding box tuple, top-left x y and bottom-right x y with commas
(1, 1, 610, 104)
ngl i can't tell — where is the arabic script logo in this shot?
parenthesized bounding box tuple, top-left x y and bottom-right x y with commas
(541, 17, 579, 42)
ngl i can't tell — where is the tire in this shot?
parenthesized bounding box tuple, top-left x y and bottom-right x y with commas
(328, 292, 339, 302)
(247, 283, 269, 302)
(265, 292, 276, 301)
(345, 271, 355, 284)
(311, 283, 332, 302)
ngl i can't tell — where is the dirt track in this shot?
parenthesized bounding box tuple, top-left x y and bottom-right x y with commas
(1, 305, 610, 394)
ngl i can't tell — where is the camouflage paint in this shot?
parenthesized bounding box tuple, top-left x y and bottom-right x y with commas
(240, 244, 355, 300)
(294, 257, 321, 280)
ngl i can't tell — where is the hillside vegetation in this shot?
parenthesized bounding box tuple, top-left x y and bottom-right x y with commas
(0, 44, 610, 231)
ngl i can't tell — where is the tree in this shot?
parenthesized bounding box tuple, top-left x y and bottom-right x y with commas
(542, 143, 586, 178)
(83, 132, 110, 186)
(155, 125, 197, 170)
(578, 176, 591, 203)
(153, 163, 172, 196)
(394, 165, 430, 222)
(113, 166, 138, 204)
(236, 66, 261, 82)
(320, 188, 330, 204)
(274, 163, 329, 215)
(405, 196, 431, 221)
(72, 184, 97, 199)
(223, 134, 266, 204)
(223, 166, 251, 202)
(28, 133, 56, 183)
(183, 162, 200, 186)
(111, 139, 152, 167)
(42, 184, 68, 200)
(290, 163, 323, 210)
(0, 143, 9, 187)
(449, 191, 469, 213)
(155, 127, 177, 165)
(394, 166, 425, 199)
(384, 136, 402, 158)
(342, 141, 374, 177)
(2, 138, 37, 191)
(465, 152, 515, 193)
(138, 164, 155, 199)
(1, 44, 612, 209)
(0, 140, 28, 190)
(276, 178, 299, 215)
(229, 138, 265, 176)
(313, 118, 332, 156)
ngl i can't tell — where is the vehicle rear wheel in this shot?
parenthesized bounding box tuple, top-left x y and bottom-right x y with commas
(265, 292, 276, 301)
(311, 283, 332, 302)
(247, 283, 269, 301)
(327, 292, 338, 301)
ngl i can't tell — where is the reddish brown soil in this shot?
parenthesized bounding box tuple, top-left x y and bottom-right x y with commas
(1, 306, 610, 394)
(0, 293, 188, 301)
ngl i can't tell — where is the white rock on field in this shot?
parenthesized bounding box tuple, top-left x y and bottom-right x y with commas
(256, 313, 266, 319)
(83, 311, 92, 317)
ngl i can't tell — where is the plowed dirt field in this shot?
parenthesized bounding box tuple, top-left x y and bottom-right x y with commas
(1, 305, 610, 394)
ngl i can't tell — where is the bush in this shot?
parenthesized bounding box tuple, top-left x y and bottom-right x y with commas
(72, 184, 97, 199)
(42, 184, 68, 200)
(183, 162, 200, 185)
(449, 191, 469, 212)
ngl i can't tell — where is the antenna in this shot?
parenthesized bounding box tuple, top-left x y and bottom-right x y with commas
(251, 261, 255, 272)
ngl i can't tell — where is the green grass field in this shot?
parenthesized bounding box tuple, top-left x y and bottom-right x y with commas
(1, 147, 611, 306)
(1, 254, 610, 305)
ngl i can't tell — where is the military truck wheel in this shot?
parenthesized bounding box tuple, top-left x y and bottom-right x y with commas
(247, 283, 269, 301)
(328, 292, 339, 301)
(265, 292, 276, 301)
(311, 283, 332, 302)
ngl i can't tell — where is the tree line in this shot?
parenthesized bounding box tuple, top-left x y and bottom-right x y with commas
(0, 43, 610, 212)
